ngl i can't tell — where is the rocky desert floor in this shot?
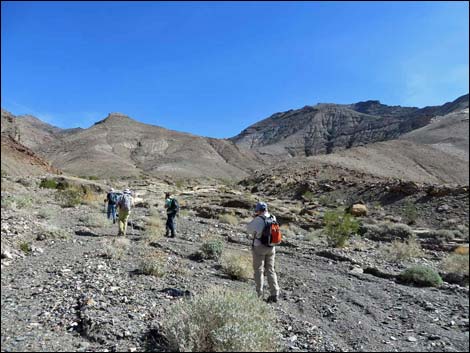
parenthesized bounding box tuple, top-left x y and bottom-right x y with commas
(1, 172, 469, 352)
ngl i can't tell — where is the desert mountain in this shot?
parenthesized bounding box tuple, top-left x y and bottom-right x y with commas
(1, 110, 61, 176)
(231, 94, 469, 158)
(21, 112, 263, 179)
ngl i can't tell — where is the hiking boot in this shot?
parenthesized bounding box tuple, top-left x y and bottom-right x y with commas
(170, 232, 176, 238)
(266, 295, 278, 303)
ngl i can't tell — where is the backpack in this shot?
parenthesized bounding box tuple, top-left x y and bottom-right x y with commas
(260, 215, 282, 247)
(108, 192, 118, 205)
(118, 194, 131, 211)
(169, 198, 179, 213)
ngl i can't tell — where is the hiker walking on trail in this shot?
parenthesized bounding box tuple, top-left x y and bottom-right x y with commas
(105, 188, 118, 224)
(246, 201, 281, 303)
(116, 188, 133, 236)
(164, 192, 179, 238)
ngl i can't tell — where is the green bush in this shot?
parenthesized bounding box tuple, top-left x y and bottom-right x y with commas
(323, 209, 360, 248)
(163, 288, 279, 352)
(200, 239, 224, 260)
(222, 252, 252, 281)
(302, 191, 315, 201)
(397, 265, 443, 287)
(39, 179, 58, 189)
(19, 242, 32, 254)
(362, 222, 413, 240)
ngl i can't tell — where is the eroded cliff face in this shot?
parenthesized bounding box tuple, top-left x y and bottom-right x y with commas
(231, 94, 469, 157)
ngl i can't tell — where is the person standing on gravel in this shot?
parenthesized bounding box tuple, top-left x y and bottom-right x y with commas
(116, 188, 133, 236)
(246, 201, 280, 303)
(104, 188, 118, 224)
(164, 192, 179, 238)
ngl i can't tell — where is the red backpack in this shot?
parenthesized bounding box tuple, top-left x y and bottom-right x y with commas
(260, 215, 282, 247)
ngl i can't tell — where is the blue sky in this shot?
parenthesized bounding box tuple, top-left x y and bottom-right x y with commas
(1, 1, 468, 138)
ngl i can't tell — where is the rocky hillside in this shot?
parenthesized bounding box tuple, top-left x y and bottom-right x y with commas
(1, 111, 263, 180)
(1, 174, 468, 352)
(231, 94, 469, 158)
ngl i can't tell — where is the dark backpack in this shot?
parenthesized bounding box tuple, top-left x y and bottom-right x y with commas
(260, 215, 282, 247)
(108, 192, 118, 205)
(169, 198, 180, 213)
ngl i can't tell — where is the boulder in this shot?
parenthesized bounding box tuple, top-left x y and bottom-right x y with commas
(350, 204, 368, 217)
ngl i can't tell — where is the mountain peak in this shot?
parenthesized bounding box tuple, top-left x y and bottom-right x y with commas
(94, 112, 135, 126)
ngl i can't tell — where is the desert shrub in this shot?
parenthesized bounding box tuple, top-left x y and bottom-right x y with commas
(323, 209, 360, 248)
(222, 252, 252, 281)
(428, 229, 457, 242)
(403, 200, 418, 225)
(143, 216, 165, 242)
(19, 242, 31, 254)
(38, 224, 70, 240)
(362, 222, 413, 240)
(304, 229, 324, 242)
(139, 253, 167, 277)
(39, 178, 58, 189)
(454, 245, 469, 255)
(199, 239, 224, 260)
(55, 188, 83, 207)
(302, 191, 315, 201)
(384, 236, 424, 262)
(397, 265, 443, 287)
(101, 238, 130, 259)
(163, 288, 279, 352)
(218, 213, 238, 226)
(78, 175, 99, 180)
(455, 225, 469, 241)
(79, 213, 108, 228)
(11, 195, 34, 209)
(441, 254, 469, 275)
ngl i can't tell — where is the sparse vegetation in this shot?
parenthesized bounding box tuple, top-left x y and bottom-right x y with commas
(323, 209, 360, 248)
(101, 238, 130, 259)
(79, 213, 109, 228)
(37, 208, 55, 220)
(55, 188, 83, 207)
(397, 265, 443, 287)
(441, 254, 469, 276)
(39, 178, 58, 189)
(193, 239, 224, 261)
(384, 236, 424, 262)
(221, 252, 252, 281)
(362, 222, 413, 240)
(143, 215, 165, 243)
(218, 213, 238, 225)
(302, 191, 315, 201)
(403, 200, 418, 225)
(304, 229, 324, 242)
(19, 242, 32, 254)
(163, 288, 279, 352)
(139, 253, 167, 277)
(38, 224, 70, 240)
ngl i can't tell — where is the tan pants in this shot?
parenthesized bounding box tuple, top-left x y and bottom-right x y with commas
(252, 245, 280, 297)
(118, 209, 129, 236)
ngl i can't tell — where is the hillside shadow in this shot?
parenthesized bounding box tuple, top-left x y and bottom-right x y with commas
(378, 193, 407, 206)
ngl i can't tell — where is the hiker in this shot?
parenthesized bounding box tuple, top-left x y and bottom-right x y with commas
(164, 192, 179, 238)
(104, 188, 118, 224)
(246, 201, 281, 303)
(116, 188, 134, 236)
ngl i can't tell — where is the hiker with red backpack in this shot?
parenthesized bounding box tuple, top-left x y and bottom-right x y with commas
(164, 192, 179, 238)
(116, 188, 133, 236)
(246, 201, 281, 303)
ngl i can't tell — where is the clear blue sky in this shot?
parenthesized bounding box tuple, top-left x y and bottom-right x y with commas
(1, 1, 468, 138)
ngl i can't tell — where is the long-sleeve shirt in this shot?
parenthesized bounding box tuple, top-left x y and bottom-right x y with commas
(246, 212, 275, 247)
